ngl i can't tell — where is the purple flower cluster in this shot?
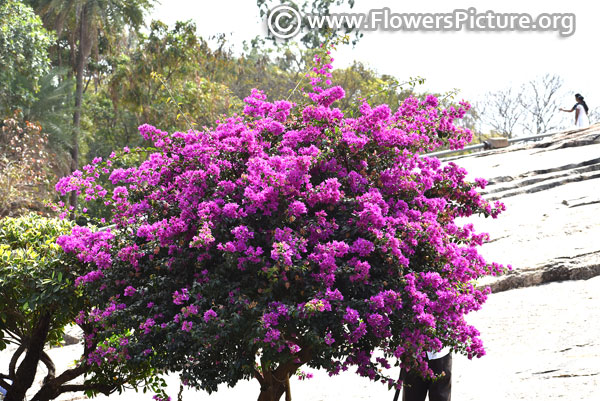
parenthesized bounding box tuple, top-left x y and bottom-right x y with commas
(203, 309, 217, 322)
(56, 52, 507, 391)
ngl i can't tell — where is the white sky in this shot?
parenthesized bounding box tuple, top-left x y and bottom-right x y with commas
(151, 0, 599, 110)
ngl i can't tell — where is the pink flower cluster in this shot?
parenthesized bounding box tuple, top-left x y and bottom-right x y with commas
(56, 56, 507, 390)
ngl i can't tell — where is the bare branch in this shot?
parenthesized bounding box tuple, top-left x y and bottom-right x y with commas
(519, 74, 566, 135)
(477, 87, 524, 138)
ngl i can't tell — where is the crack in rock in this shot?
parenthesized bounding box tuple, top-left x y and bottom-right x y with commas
(481, 251, 600, 293)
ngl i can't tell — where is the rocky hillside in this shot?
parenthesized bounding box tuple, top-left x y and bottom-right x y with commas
(453, 124, 600, 292)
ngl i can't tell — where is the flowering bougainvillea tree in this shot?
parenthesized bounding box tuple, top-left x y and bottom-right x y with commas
(55, 50, 506, 401)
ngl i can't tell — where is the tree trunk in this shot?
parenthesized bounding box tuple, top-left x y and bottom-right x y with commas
(69, 24, 84, 209)
(30, 324, 112, 401)
(69, 5, 92, 209)
(5, 314, 52, 401)
(255, 347, 311, 401)
(56, 38, 62, 69)
(256, 371, 287, 401)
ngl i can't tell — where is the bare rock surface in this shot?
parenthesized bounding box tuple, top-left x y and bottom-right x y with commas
(452, 275, 600, 401)
(450, 124, 600, 291)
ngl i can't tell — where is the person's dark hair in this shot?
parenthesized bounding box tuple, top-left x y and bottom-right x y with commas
(575, 93, 589, 113)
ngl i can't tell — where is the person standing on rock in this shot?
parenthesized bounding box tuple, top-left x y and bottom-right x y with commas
(560, 93, 590, 128)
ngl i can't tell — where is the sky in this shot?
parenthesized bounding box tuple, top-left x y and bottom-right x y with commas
(150, 0, 599, 112)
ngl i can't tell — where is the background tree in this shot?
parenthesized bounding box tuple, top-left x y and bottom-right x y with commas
(257, 0, 361, 49)
(0, 0, 54, 115)
(476, 87, 524, 138)
(0, 116, 56, 217)
(331, 62, 421, 113)
(96, 21, 240, 133)
(519, 74, 566, 136)
(588, 106, 600, 125)
(30, 0, 155, 207)
(21, 67, 75, 173)
(8, 0, 472, 181)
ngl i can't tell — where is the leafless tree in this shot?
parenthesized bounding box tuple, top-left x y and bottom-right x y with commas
(477, 87, 524, 138)
(519, 74, 566, 136)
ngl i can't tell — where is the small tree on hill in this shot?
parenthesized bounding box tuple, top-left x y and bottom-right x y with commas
(56, 51, 507, 401)
(519, 74, 566, 135)
(477, 87, 524, 138)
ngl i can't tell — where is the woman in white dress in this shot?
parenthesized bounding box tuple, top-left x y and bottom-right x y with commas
(560, 93, 590, 128)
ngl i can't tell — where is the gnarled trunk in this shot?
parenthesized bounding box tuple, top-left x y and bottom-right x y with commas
(256, 370, 289, 401)
(5, 313, 51, 401)
(255, 347, 311, 401)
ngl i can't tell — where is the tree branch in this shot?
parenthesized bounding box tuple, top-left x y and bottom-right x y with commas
(7, 313, 52, 401)
(40, 351, 56, 384)
(0, 377, 11, 390)
(48, 363, 86, 387)
(61, 383, 113, 395)
(8, 344, 25, 379)
(253, 367, 265, 387)
(34, 382, 114, 401)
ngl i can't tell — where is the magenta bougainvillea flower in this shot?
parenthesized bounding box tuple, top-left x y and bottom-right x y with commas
(55, 51, 506, 400)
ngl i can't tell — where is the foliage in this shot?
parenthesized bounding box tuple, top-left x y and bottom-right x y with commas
(332, 62, 423, 114)
(56, 51, 507, 401)
(99, 21, 241, 133)
(22, 67, 75, 166)
(82, 26, 434, 167)
(0, 214, 167, 401)
(29, 0, 156, 211)
(81, 20, 301, 162)
(257, 0, 361, 48)
(0, 215, 78, 351)
(0, 0, 54, 114)
(0, 116, 57, 217)
(0, 215, 82, 400)
(30, 0, 153, 57)
(9, 1, 477, 175)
